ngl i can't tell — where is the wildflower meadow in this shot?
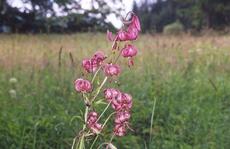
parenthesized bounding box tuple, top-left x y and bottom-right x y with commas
(0, 13, 230, 149)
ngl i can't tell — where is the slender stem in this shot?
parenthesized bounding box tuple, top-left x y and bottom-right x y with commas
(76, 105, 89, 149)
(71, 137, 77, 149)
(114, 48, 122, 64)
(91, 77, 108, 102)
(89, 135, 99, 149)
(78, 134, 85, 149)
(96, 143, 108, 149)
(90, 112, 115, 149)
(149, 97, 157, 148)
(84, 106, 89, 129)
(111, 36, 118, 49)
(109, 134, 115, 143)
(91, 66, 102, 84)
(102, 112, 116, 128)
(123, 11, 134, 22)
(82, 93, 90, 106)
(94, 134, 115, 149)
(89, 102, 112, 149)
(96, 102, 111, 122)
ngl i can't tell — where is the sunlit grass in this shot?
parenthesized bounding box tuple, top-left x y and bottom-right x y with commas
(0, 33, 229, 148)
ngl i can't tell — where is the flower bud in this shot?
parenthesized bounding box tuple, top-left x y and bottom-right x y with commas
(74, 78, 92, 93)
(107, 30, 116, 41)
(9, 89, 17, 99)
(106, 143, 117, 149)
(9, 77, 18, 84)
(121, 44, 138, 58)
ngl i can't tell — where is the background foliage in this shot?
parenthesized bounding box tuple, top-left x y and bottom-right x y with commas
(1, 0, 230, 33)
(134, 0, 230, 32)
(0, 34, 229, 148)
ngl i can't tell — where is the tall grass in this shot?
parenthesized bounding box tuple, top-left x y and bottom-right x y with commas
(0, 33, 229, 148)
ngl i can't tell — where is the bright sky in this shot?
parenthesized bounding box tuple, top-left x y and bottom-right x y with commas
(7, 0, 138, 28)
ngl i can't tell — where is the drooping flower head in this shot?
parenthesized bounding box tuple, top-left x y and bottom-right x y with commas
(104, 64, 121, 77)
(82, 51, 106, 73)
(121, 44, 138, 58)
(111, 92, 133, 111)
(117, 30, 127, 41)
(128, 14, 141, 32)
(87, 111, 102, 134)
(82, 58, 97, 73)
(87, 111, 98, 124)
(107, 13, 141, 42)
(113, 123, 126, 137)
(115, 110, 131, 124)
(74, 78, 92, 93)
(104, 88, 120, 102)
(93, 51, 106, 65)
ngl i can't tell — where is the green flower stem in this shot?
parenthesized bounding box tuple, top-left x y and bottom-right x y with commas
(97, 102, 111, 122)
(91, 66, 102, 84)
(78, 134, 85, 149)
(90, 112, 116, 149)
(89, 102, 111, 149)
(109, 134, 115, 143)
(102, 112, 116, 128)
(89, 135, 99, 149)
(76, 105, 89, 149)
(91, 77, 108, 103)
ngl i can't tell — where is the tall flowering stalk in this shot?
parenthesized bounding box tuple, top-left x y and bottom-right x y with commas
(72, 12, 141, 149)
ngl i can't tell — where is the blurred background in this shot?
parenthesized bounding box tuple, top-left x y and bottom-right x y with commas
(0, 0, 230, 149)
(1, 0, 230, 33)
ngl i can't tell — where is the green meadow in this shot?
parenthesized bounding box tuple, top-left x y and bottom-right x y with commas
(0, 34, 229, 149)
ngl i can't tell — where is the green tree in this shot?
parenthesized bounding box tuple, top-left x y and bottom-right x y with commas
(134, 0, 230, 32)
(0, 0, 123, 33)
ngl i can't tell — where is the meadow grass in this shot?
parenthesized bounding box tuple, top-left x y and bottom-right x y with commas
(0, 33, 229, 149)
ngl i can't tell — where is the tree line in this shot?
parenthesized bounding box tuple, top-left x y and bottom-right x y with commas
(1, 0, 230, 33)
(134, 0, 230, 33)
(0, 0, 122, 33)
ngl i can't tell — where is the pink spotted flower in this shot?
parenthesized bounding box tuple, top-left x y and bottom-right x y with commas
(113, 123, 126, 137)
(104, 64, 121, 77)
(121, 44, 138, 58)
(93, 51, 106, 65)
(121, 44, 138, 66)
(74, 78, 92, 93)
(82, 58, 97, 73)
(82, 51, 106, 73)
(103, 88, 133, 137)
(115, 110, 131, 124)
(87, 111, 102, 134)
(111, 92, 133, 111)
(104, 88, 120, 102)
